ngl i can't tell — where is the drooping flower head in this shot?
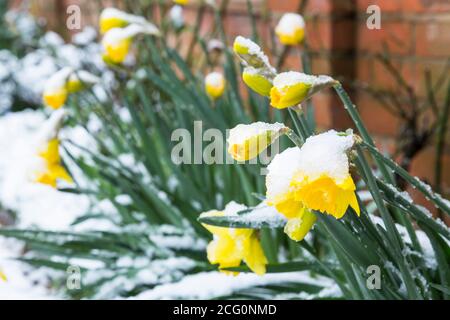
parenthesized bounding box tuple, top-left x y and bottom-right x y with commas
(99, 8, 153, 34)
(200, 202, 267, 275)
(30, 110, 73, 188)
(266, 131, 359, 241)
(270, 71, 337, 109)
(275, 13, 305, 46)
(42, 67, 99, 109)
(233, 36, 277, 97)
(102, 23, 160, 64)
(205, 72, 226, 99)
(227, 122, 287, 162)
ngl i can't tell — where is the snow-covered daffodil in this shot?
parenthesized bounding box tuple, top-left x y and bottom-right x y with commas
(43, 67, 99, 109)
(270, 71, 336, 109)
(205, 72, 226, 99)
(30, 110, 72, 188)
(242, 67, 274, 97)
(275, 13, 305, 46)
(99, 8, 154, 34)
(102, 24, 160, 64)
(33, 138, 73, 188)
(200, 202, 267, 275)
(266, 131, 359, 241)
(227, 122, 286, 161)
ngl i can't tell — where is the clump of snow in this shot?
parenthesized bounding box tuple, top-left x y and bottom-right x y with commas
(169, 5, 184, 28)
(266, 130, 354, 202)
(273, 71, 334, 89)
(227, 122, 286, 146)
(275, 13, 305, 36)
(236, 202, 287, 228)
(72, 26, 97, 46)
(205, 72, 225, 88)
(135, 271, 336, 300)
(233, 36, 275, 73)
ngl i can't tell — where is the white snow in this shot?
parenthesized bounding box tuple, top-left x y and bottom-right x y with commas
(205, 72, 225, 88)
(275, 13, 305, 36)
(135, 271, 335, 300)
(227, 122, 286, 146)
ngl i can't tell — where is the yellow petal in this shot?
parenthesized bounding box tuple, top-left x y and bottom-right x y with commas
(206, 233, 243, 270)
(270, 82, 311, 109)
(242, 70, 273, 96)
(38, 139, 61, 164)
(43, 89, 68, 110)
(243, 233, 267, 275)
(283, 208, 317, 241)
(205, 72, 226, 99)
(104, 38, 132, 64)
(100, 17, 128, 34)
(276, 27, 305, 46)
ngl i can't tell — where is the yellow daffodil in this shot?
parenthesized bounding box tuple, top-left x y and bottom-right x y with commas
(30, 110, 72, 188)
(200, 202, 267, 275)
(0, 269, 6, 282)
(33, 138, 73, 188)
(242, 67, 274, 97)
(173, 0, 189, 6)
(99, 8, 153, 34)
(43, 68, 99, 109)
(275, 13, 305, 46)
(266, 131, 359, 241)
(42, 67, 72, 109)
(205, 72, 226, 99)
(270, 71, 336, 109)
(102, 24, 160, 64)
(227, 122, 286, 161)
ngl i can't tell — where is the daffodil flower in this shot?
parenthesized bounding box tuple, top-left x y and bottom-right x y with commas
(275, 13, 305, 46)
(200, 202, 267, 275)
(242, 67, 274, 97)
(42, 67, 99, 109)
(99, 8, 157, 34)
(30, 110, 73, 188)
(32, 138, 73, 188)
(266, 131, 359, 241)
(205, 72, 226, 99)
(227, 122, 287, 161)
(102, 24, 160, 64)
(270, 71, 337, 109)
(169, 5, 184, 30)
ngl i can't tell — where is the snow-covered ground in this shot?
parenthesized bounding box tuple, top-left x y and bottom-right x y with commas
(0, 110, 91, 299)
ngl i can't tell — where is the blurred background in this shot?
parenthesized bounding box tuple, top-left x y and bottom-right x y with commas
(6, 0, 449, 218)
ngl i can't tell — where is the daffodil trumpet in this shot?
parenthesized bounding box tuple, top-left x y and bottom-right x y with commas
(200, 202, 268, 275)
(266, 130, 360, 241)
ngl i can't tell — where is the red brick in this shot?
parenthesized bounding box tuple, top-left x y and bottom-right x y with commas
(356, 91, 400, 136)
(358, 21, 413, 55)
(371, 59, 415, 92)
(416, 21, 450, 57)
(267, 0, 302, 12)
(357, 0, 450, 13)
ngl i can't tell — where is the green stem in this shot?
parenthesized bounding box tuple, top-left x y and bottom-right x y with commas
(285, 128, 304, 147)
(361, 141, 450, 215)
(355, 146, 421, 299)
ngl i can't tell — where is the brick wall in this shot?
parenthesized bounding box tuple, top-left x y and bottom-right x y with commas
(9, 0, 450, 216)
